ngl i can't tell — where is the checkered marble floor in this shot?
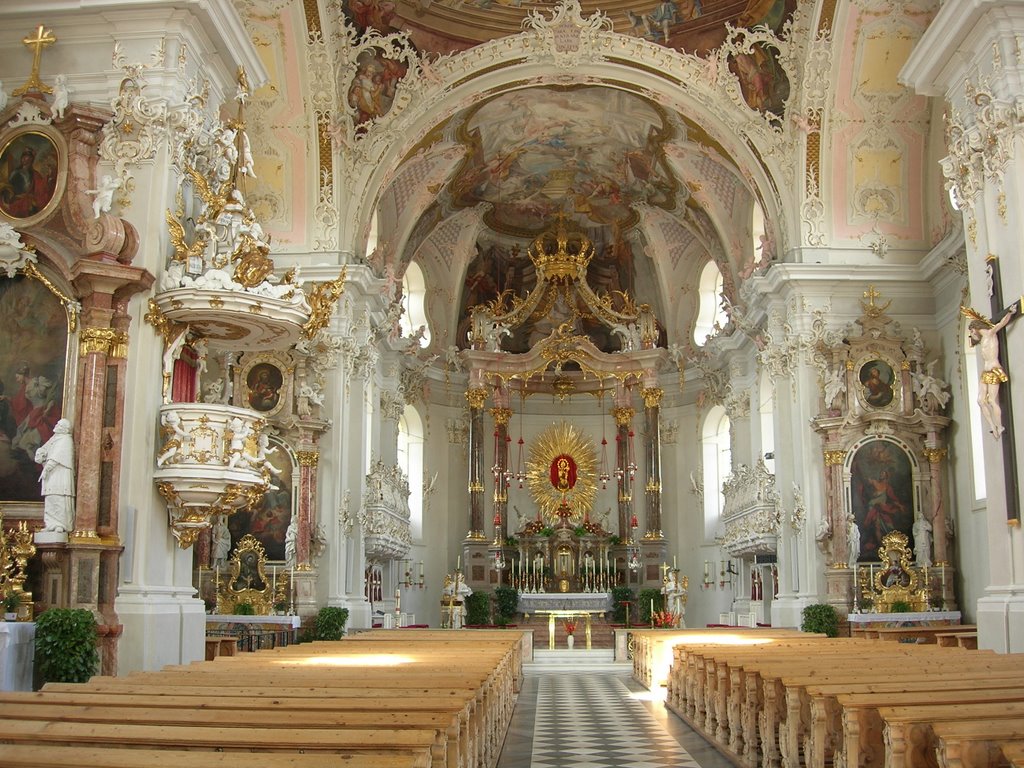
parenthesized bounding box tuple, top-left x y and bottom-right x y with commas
(497, 668, 732, 768)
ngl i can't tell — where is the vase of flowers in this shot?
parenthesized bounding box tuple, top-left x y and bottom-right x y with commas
(564, 619, 576, 649)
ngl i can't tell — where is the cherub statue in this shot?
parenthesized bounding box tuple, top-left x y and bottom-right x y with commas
(911, 360, 951, 413)
(203, 379, 224, 404)
(226, 417, 251, 468)
(963, 303, 1018, 439)
(156, 409, 190, 466)
(51, 74, 70, 119)
(85, 175, 121, 219)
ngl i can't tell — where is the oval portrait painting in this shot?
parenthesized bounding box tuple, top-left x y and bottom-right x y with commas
(246, 362, 283, 413)
(0, 130, 61, 221)
(859, 360, 895, 408)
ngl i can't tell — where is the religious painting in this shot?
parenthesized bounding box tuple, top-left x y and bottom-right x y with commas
(347, 48, 408, 132)
(728, 43, 791, 119)
(850, 440, 914, 561)
(859, 359, 895, 408)
(244, 361, 284, 414)
(0, 274, 68, 502)
(0, 128, 63, 224)
(341, 0, 797, 61)
(227, 440, 293, 562)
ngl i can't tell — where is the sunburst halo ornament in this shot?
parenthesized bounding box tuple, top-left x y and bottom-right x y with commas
(526, 421, 597, 524)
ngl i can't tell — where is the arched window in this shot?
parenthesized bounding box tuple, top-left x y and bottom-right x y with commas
(400, 261, 431, 346)
(701, 406, 732, 540)
(751, 199, 766, 259)
(759, 372, 775, 473)
(964, 330, 986, 500)
(694, 261, 727, 346)
(398, 404, 426, 538)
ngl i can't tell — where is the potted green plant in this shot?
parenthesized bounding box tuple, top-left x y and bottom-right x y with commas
(35, 608, 99, 684)
(493, 585, 518, 626)
(611, 585, 635, 625)
(890, 600, 912, 613)
(3, 592, 19, 620)
(234, 601, 255, 616)
(314, 606, 349, 640)
(801, 603, 840, 637)
(465, 592, 490, 626)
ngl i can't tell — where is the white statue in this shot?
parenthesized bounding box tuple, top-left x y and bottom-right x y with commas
(203, 379, 224, 404)
(911, 360, 951, 412)
(51, 74, 69, 119)
(814, 516, 832, 557)
(226, 417, 251, 468)
(35, 419, 75, 533)
(156, 409, 189, 466)
(85, 175, 121, 219)
(661, 569, 687, 626)
(212, 515, 231, 568)
(847, 514, 860, 568)
(966, 304, 1017, 439)
(823, 366, 846, 410)
(485, 322, 511, 352)
(913, 515, 933, 567)
(251, 431, 281, 478)
(284, 515, 298, 568)
(0, 81, 8, 113)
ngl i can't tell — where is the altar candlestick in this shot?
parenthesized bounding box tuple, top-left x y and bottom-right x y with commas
(215, 565, 220, 586)
(419, 561, 424, 578)
(673, 556, 677, 569)
(457, 555, 461, 571)
(272, 566, 277, 597)
(852, 564, 858, 611)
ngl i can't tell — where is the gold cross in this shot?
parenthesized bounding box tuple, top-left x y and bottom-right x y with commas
(861, 284, 891, 317)
(863, 285, 881, 307)
(12, 25, 56, 97)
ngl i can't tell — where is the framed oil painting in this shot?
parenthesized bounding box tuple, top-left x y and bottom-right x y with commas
(850, 440, 914, 561)
(859, 359, 895, 409)
(239, 354, 292, 419)
(227, 439, 293, 562)
(0, 127, 66, 226)
(0, 274, 69, 503)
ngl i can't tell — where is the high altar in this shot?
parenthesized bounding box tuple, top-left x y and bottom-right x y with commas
(454, 218, 668, 597)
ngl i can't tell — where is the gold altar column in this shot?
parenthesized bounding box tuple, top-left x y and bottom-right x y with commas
(466, 388, 488, 540)
(491, 406, 512, 545)
(613, 405, 635, 541)
(641, 387, 663, 539)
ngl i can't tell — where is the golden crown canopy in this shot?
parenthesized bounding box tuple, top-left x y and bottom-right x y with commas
(527, 212, 594, 283)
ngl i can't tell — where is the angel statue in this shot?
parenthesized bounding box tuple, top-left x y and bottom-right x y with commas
(962, 303, 1018, 439)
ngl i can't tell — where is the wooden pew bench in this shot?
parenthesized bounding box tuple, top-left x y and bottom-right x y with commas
(0, 745, 432, 768)
(884, 709, 1024, 768)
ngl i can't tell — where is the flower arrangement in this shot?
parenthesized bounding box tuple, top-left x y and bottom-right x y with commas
(651, 610, 679, 628)
(563, 619, 577, 635)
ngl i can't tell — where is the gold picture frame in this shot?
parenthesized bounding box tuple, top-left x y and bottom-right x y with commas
(0, 125, 67, 227)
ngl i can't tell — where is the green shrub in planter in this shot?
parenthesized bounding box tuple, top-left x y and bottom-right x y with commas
(314, 606, 349, 640)
(234, 602, 255, 616)
(890, 600, 912, 613)
(35, 608, 99, 683)
(611, 586, 635, 624)
(638, 588, 663, 624)
(493, 585, 518, 624)
(465, 591, 490, 626)
(801, 603, 840, 637)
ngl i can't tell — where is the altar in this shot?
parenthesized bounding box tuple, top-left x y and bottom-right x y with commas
(519, 591, 612, 615)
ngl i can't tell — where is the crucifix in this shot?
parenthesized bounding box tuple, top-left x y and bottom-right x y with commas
(962, 253, 1022, 524)
(12, 25, 56, 97)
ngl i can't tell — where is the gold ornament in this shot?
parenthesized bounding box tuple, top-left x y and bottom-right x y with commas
(526, 421, 597, 524)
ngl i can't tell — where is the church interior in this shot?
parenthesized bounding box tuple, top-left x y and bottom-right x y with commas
(1, 0, 1024, 760)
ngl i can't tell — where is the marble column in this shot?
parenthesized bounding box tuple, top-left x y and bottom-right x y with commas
(923, 445, 949, 566)
(823, 448, 847, 567)
(466, 387, 488, 540)
(613, 405, 636, 541)
(641, 386, 664, 539)
(296, 449, 320, 571)
(490, 406, 512, 545)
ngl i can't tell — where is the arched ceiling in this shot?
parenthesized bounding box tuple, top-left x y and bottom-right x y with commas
(346, 0, 797, 351)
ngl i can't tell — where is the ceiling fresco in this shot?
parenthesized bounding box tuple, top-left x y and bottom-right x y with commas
(449, 87, 678, 235)
(345, 0, 795, 56)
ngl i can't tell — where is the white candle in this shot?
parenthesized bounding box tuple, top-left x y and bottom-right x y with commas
(673, 555, 677, 569)
(457, 555, 461, 571)
(272, 566, 277, 596)
(419, 561, 424, 578)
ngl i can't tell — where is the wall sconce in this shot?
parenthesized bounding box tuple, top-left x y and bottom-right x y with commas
(400, 559, 425, 589)
(701, 560, 715, 590)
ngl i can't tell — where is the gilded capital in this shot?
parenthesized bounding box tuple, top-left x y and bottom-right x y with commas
(824, 450, 846, 465)
(641, 387, 663, 408)
(80, 327, 120, 356)
(923, 447, 947, 464)
(612, 406, 635, 426)
(296, 451, 320, 467)
(465, 388, 488, 410)
(490, 407, 512, 426)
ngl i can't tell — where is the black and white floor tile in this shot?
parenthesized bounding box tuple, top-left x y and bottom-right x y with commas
(497, 668, 734, 768)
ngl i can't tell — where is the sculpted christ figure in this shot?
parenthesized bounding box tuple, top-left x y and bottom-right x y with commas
(966, 303, 1017, 439)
